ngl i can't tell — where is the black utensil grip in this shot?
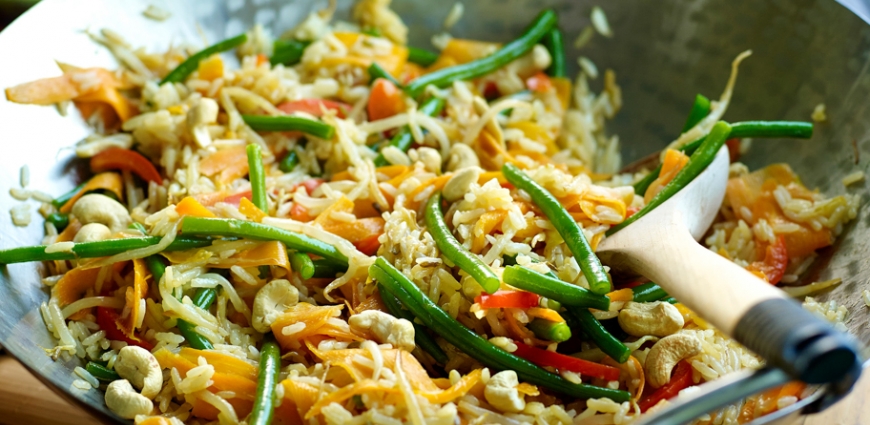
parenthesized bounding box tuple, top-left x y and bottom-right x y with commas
(735, 298, 861, 384)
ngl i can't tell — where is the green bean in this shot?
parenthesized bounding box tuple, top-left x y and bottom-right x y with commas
(404, 9, 557, 97)
(502, 266, 610, 310)
(378, 283, 449, 365)
(289, 251, 315, 279)
(503, 163, 611, 295)
(361, 27, 382, 37)
(631, 282, 668, 303)
(161, 34, 247, 84)
(502, 254, 559, 280)
(542, 28, 566, 78)
(609, 121, 732, 236)
(180, 217, 347, 265)
(86, 362, 120, 382)
(371, 257, 630, 401)
(246, 144, 268, 212)
(729, 121, 813, 139)
(177, 288, 218, 350)
(0, 236, 214, 264)
(311, 259, 347, 278)
(633, 119, 813, 195)
(52, 181, 87, 209)
(528, 318, 572, 342)
(243, 115, 335, 140)
(408, 46, 439, 67)
(46, 213, 69, 232)
(368, 62, 402, 87)
(564, 307, 630, 364)
(425, 193, 500, 294)
(145, 255, 166, 283)
(248, 334, 281, 425)
(270, 39, 310, 66)
(682, 94, 712, 133)
(660, 296, 679, 304)
(373, 96, 445, 167)
(279, 150, 299, 173)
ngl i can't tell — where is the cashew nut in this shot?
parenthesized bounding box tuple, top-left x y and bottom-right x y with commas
(618, 301, 684, 337)
(417, 147, 442, 174)
(252, 279, 300, 333)
(442, 167, 480, 202)
(484, 370, 526, 413)
(188, 97, 219, 148)
(71, 194, 131, 232)
(114, 346, 163, 399)
(104, 379, 153, 419)
(644, 333, 702, 388)
(348, 310, 415, 351)
(73, 222, 113, 243)
(446, 143, 480, 172)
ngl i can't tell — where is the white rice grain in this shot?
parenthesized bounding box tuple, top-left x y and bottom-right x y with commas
(591, 7, 613, 38)
(74, 366, 100, 388)
(443, 3, 464, 29)
(19, 165, 29, 188)
(143, 4, 172, 21)
(842, 171, 864, 187)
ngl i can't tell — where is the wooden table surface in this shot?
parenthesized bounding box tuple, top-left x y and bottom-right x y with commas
(0, 356, 864, 424)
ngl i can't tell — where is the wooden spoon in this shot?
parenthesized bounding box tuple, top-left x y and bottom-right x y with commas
(597, 147, 862, 386)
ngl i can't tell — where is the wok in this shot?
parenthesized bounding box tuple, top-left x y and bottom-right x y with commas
(0, 0, 867, 423)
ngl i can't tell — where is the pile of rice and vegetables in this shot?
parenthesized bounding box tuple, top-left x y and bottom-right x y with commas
(1, 2, 860, 424)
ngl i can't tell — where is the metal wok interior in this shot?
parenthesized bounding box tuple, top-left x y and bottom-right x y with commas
(0, 0, 867, 423)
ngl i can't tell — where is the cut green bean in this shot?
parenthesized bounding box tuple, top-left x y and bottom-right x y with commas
(161, 34, 247, 84)
(503, 163, 611, 295)
(609, 121, 732, 236)
(0, 236, 214, 264)
(502, 265, 610, 310)
(528, 318, 572, 342)
(425, 193, 500, 294)
(46, 213, 69, 232)
(371, 257, 630, 401)
(408, 46, 439, 67)
(682, 94, 712, 133)
(311, 259, 346, 278)
(52, 181, 87, 209)
(145, 255, 166, 283)
(368, 62, 402, 87)
(542, 28, 566, 78)
(404, 9, 557, 97)
(243, 115, 335, 139)
(246, 144, 268, 212)
(729, 121, 813, 139)
(661, 296, 679, 304)
(631, 282, 668, 303)
(565, 307, 630, 364)
(270, 39, 310, 66)
(177, 288, 218, 350)
(634, 119, 813, 195)
(248, 334, 281, 425)
(86, 362, 120, 382)
(180, 217, 347, 265)
(279, 150, 299, 173)
(289, 251, 315, 280)
(373, 96, 445, 167)
(378, 283, 449, 365)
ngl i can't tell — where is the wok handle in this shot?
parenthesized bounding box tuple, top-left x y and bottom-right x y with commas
(612, 222, 862, 385)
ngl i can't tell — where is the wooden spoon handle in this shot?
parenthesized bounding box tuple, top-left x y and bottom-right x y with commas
(609, 220, 861, 384)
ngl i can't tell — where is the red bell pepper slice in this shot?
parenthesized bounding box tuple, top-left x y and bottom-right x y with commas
(638, 360, 694, 412)
(526, 71, 553, 93)
(90, 147, 163, 185)
(355, 234, 382, 256)
(277, 99, 350, 118)
(475, 290, 540, 309)
(748, 235, 788, 285)
(96, 307, 154, 350)
(367, 79, 404, 121)
(512, 341, 621, 381)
